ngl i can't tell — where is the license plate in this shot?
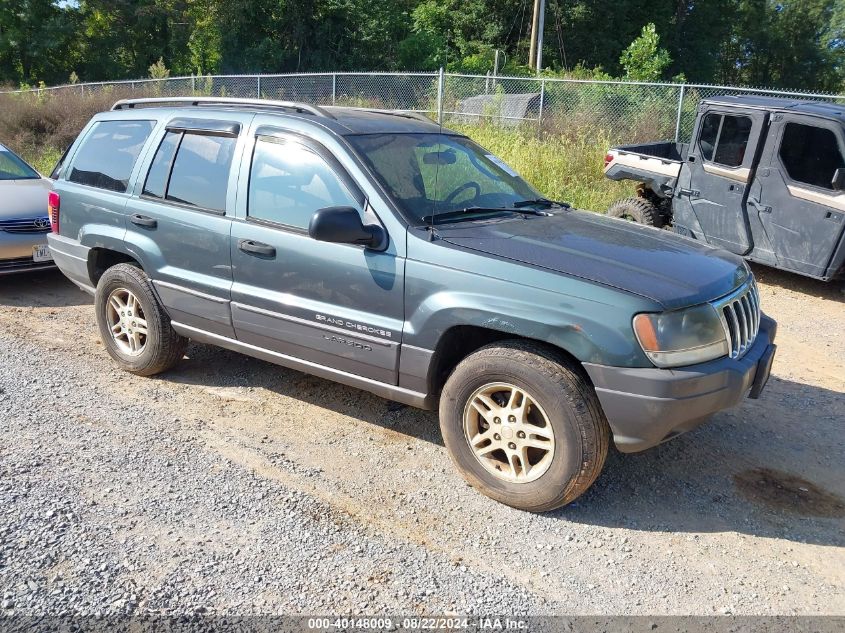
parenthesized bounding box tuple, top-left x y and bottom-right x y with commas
(32, 244, 53, 263)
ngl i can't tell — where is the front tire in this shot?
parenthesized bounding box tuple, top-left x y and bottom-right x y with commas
(95, 263, 187, 376)
(439, 340, 610, 512)
(607, 196, 662, 227)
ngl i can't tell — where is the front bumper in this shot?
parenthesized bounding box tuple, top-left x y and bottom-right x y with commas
(583, 315, 777, 453)
(0, 232, 55, 275)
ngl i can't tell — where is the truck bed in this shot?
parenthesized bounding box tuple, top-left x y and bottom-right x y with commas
(603, 141, 688, 198)
(615, 141, 687, 161)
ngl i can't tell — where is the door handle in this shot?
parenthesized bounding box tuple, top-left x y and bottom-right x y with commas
(130, 214, 157, 228)
(238, 239, 276, 257)
(748, 198, 772, 213)
(678, 188, 700, 198)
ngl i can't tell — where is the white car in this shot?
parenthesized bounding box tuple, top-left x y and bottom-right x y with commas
(0, 143, 54, 274)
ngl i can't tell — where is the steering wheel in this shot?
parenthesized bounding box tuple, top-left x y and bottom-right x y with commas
(443, 181, 481, 206)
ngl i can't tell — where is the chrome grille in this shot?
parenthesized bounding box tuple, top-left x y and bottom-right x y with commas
(0, 217, 51, 233)
(714, 279, 760, 360)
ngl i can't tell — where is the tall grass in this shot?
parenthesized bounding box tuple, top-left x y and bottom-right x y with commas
(0, 88, 142, 176)
(0, 90, 634, 211)
(450, 123, 634, 211)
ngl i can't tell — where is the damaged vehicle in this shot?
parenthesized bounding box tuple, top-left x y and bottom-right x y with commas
(604, 95, 845, 281)
(47, 97, 776, 511)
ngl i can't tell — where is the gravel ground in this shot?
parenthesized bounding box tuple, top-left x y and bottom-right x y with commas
(0, 266, 843, 617)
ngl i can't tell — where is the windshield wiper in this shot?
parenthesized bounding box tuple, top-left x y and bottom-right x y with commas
(422, 206, 512, 224)
(512, 197, 569, 209)
(422, 206, 551, 225)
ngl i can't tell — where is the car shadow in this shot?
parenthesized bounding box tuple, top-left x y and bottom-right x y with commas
(168, 341, 444, 446)
(750, 262, 844, 302)
(555, 373, 845, 547)
(0, 269, 90, 308)
(167, 343, 844, 547)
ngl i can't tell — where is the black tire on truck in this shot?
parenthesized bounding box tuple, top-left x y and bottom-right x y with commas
(94, 263, 188, 376)
(607, 196, 663, 228)
(439, 340, 610, 512)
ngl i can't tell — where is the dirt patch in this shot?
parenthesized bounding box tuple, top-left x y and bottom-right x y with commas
(734, 467, 845, 518)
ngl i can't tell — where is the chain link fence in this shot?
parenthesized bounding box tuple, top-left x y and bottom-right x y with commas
(4, 71, 844, 143)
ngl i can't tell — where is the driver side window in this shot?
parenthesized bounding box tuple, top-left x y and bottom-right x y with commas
(248, 137, 361, 230)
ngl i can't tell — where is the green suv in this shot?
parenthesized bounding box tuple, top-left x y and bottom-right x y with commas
(47, 97, 776, 511)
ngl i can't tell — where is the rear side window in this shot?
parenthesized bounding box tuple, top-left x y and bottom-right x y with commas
(143, 131, 236, 212)
(248, 137, 360, 229)
(698, 113, 752, 167)
(779, 123, 845, 190)
(68, 120, 154, 192)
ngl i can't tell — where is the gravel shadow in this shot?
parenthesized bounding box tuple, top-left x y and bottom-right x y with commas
(0, 268, 90, 308)
(750, 262, 844, 302)
(165, 341, 444, 447)
(165, 342, 844, 547)
(554, 374, 845, 547)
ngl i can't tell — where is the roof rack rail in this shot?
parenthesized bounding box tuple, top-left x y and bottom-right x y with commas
(111, 97, 335, 119)
(329, 105, 434, 123)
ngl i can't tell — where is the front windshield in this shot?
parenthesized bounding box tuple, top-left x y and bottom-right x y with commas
(348, 133, 540, 224)
(0, 146, 39, 180)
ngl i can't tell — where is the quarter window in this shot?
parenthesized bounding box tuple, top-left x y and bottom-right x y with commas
(248, 138, 360, 229)
(698, 113, 752, 167)
(143, 131, 236, 212)
(68, 120, 154, 192)
(779, 123, 845, 190)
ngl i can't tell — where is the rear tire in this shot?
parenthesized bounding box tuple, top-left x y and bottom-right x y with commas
(95, 263, 187, 376)
(439, 340, 610, 512)
(608, 196, 662, 228)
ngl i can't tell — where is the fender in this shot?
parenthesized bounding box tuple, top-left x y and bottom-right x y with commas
(402, 251, 653, 370)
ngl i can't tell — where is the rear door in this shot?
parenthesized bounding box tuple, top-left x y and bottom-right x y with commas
(750, 115, 845, 278)
(125, 115, 252, 338)
(229, 126, 404, 384)
(674, 106, 767, 254)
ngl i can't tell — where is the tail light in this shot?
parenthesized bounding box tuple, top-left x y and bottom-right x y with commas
(604, 153, 614, 168)
(48, 191, 60, 234)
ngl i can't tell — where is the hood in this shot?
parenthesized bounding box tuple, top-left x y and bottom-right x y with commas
(0, 178, 52, 220)
(436, 209, 749, 310)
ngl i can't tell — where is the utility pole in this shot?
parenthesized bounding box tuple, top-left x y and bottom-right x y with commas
(536, 0, 546, 73)
(528, 0, 546, 73)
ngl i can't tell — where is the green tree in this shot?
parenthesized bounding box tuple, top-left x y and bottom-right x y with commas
(148, 57, 170, 79)
(736, 0, 842, 91)
(0, 0, 79, 85)
(0, 0, 842, 91)
(187, 0, 222, 74)
(619, 22, 672, 81)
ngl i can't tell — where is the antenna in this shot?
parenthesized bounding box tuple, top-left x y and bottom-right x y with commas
(429, 42, 449, 241)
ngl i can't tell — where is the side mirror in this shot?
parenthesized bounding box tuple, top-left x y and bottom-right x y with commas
(831, 167, 845, 192)
(308, 206, 385, 249)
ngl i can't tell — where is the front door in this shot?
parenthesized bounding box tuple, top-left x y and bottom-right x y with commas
(674, 107, 767, 255)
(750, 115, 845, 278)
(229, 130, 404, 384)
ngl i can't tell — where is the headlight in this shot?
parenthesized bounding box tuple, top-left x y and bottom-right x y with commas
(633, 304, 729, 368)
